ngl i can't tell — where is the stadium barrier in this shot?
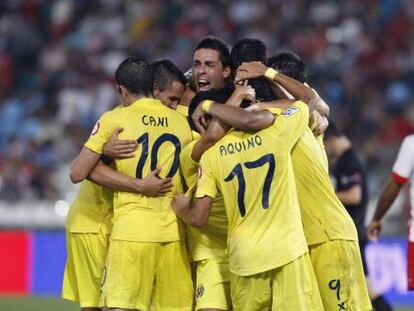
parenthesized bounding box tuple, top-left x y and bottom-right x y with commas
(0, 231, 413, 306)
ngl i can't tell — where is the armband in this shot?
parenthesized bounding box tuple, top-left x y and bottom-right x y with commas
(264, 68, 278, 80)
(202, 100, 214, 114)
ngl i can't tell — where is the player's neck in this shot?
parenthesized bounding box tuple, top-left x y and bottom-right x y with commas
(123, 94, 153, 106)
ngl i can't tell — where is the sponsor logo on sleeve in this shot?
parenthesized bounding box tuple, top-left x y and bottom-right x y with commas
(282, 107, 299, 117)
(91, 121, 100, 136)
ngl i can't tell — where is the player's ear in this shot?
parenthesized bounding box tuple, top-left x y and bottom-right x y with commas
(118, 85, 128, 97)
(222, 66, 232, 79)
(153, 83, 160, 97)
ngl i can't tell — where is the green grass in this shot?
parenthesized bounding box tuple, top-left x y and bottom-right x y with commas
(0, 296, 78, 311)
(0, 296, 413, 311)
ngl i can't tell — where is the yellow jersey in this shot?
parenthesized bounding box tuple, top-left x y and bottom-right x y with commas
(176, 104, 189, 117)
(180, 140, 227, 261)
(66, 179, 113, 234)
(196, 101, 309, 276)
(175, 104, 201, 140)
(316, 134, 329, 172)
(290, 127, 358, 245)
(85, 98, 193, 242)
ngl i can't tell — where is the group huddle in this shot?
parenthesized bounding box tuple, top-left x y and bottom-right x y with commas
(62, 36, 372, 311)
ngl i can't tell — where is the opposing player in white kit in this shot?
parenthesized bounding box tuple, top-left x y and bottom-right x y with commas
(367, 134, 414, 290)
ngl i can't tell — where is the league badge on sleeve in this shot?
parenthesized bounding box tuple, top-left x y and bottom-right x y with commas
(91, 121, 100, 136)
(282, 106, 299, 117)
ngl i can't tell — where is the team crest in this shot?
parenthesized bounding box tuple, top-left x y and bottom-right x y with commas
(282, 106, 299, 117)
(195, 284, 205, 299)
(91, 121, 100, 135)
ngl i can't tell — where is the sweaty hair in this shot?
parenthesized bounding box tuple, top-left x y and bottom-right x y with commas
(267, 51, 307, 83)
(193, 36, 231, 68)
(324, 120, 344, 139)
(115, 57, 153, 96)
(230, 38, 276, 102)
(151, 59, 186, 92)
(188, 84, 235, 132)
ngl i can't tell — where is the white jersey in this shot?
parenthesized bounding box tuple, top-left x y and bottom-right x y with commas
(392, 134, 414, 240)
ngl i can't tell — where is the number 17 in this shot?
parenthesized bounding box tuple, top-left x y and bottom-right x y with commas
(224, 153, 275, 217)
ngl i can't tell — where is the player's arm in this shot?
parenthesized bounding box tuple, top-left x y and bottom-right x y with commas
(71, 111, 118, 183)
(103, 127, 138, 159)
(335, 167, 364, 206)
(191, 83, 257, 158)
(191, 119, 228, 162)
(235, 61, 317, 113)
(70, 147, 101, 183)
(336, 185, 362, 205)
(88, 161, 173, 197)
(312, 88, 330, 117)
(367, 177, 404, 241)
(269, 82, 290, 100)
(367, 137, 413, 240)
(172, 193, 214, 227)
(268, 77, 330, 119)
(248, 100, 328, 137)
(70, 126, 137, 183)
(201, 101, 275, 131)
(310, 110, 329, 136)
(191, 85, 255, 133)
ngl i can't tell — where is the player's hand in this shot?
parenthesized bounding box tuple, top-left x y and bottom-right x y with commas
(310, 111, 329, 136)
(367, 220, 382, 242)
(192, 103, 208, 134)
(231, 84, 256, 104)
(235, 61, 268, 83)
(103, 127, 138, 159)
(172, 193, 192, 215)
(138, 168, 173, 197)
(245, 103, 261, 112)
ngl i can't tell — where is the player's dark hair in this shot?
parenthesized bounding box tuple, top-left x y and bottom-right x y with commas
(267, 51, 307, 83)
(115, 57, 153, 96)
(324, 120, 344, 139)
(193, 36, 231, 68)
(230, 38, 267, 70)
(151, 59, 186, 92)
(230, 38, 276, 102)
(188, 84, 235, 132)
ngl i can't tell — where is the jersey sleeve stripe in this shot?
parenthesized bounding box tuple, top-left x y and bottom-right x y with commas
(392, 171, 409, 185)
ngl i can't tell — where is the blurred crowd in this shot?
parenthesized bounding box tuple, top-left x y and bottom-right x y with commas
(0, 0, 413, 203)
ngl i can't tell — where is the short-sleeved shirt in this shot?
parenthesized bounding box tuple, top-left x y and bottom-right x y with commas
(332, 148, 368, 240)
(196, 101, 309, 276)
(176, 104, 189, 117)
(180, 140, 228, 261)
(66, 179, 113, 234)
(85, 98, 193, 242)
(291, 127, 358, 245)
(392, 134, 414, 237)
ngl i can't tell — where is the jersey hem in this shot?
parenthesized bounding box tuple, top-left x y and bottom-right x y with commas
(230, 248, 308, 276)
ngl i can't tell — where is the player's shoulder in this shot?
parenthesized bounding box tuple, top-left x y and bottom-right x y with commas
(176, 104, 189, 117)
(199, 143, 217, 164)
(291, 100, 307, 111)
(99, 103, 126, 121)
